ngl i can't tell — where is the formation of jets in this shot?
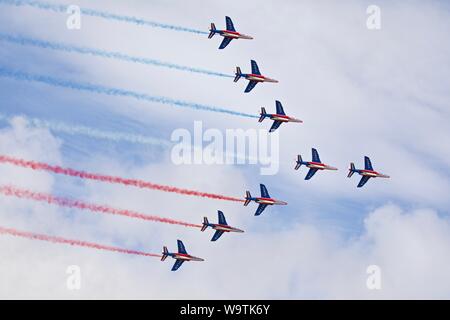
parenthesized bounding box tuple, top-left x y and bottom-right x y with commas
(208, 17, 276, 93)
(293, 152, 389, 188)
(161, 16, 391, 271)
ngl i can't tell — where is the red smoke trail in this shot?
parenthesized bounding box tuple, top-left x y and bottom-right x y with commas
(0, 155, 244, 203)
(0, 226, 162, 258)
(0, 185, 202, 229)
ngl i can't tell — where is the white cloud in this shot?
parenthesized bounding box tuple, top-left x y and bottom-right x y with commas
(2, 125, 449, 300)
(0, 0, 449, 299)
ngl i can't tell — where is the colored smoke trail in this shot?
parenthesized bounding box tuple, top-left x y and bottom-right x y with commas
(0, 67, 258, 119)
(30, 117, 171, 147)
(0, 114, 273, 164)
(0, 112, 171, 148)
(0, 0, 208, 34)
(0, 225, 162, 258)
(0, 33, 233, 78)
(0, 185, 203, 228)
(0, 155, 245, 203)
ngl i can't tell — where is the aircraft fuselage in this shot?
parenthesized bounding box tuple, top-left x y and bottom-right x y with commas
(269, 114, 303, 123)
(252, 197, 287, 206)
(217, 30, 253, 39)
(306, 162, 338, 170)
(210, 224, 244, 233)
(170, 253, 204, 262)
(357, 169, 390, 178)
(244, 74, 278, 83)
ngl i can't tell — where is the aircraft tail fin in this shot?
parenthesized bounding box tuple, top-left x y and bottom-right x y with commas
(234, 67, 242, 82)
(259, 107, 267, 122)
(244, 191, 251, 206)
(295, 155, 303, 170)
(208, 23, 216, 39)
(201, 217, 209, 232)
(348, 163, 356, 178)
(161, 246, 169, 261)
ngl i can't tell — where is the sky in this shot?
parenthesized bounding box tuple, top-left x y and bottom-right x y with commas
(0, 0, 449, 299)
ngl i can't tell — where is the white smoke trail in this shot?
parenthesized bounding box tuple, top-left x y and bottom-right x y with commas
(0, 113, 171, 147)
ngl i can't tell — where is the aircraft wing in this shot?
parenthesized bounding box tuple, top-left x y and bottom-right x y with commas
(364, 156, 373, 170)
(251, 60, 261, 75)
(357, 176, 371, 188)
(275, 100, 285, 115)
(269, 121, 283, 132)
(225, 16, 236, 31)
(219, 37, 233, 49)
(305, 168, 318, 180)
(255, 204, 268, 216)
(171, 259, 184, 271)
(312, 148, 321, 163)
(211, 230, 225, 242)
(260, 184, 270, 198)
(244, 81, 258, 93)
(177, 240, 187, 254)
(218, 211, 227, 225)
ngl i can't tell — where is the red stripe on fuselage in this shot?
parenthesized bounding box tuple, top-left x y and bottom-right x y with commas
(213, 224, 232, 232)
(360, 170, 378, 174)
(273, 114, 290, 119)
(247, 74, 266, 80)
(175, 253, 190, 258)
(308, 162, 326, 167)
(256, 197, 276, 204)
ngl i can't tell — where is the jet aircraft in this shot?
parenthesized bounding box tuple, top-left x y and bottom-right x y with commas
(208, 16, 253, 49)
(161, 240, 204, 271)
(295, 148, 338, 180)
(234, 60, 278, 93)
(259, 100, 303, 132)
(201, 211, 244, 241)
(244, 184, 287, 216)
(348, 156, 390, 188)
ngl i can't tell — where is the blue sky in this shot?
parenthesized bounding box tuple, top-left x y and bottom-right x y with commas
(0, 0, 449, 299)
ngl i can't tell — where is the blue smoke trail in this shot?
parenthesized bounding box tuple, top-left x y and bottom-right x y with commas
(0, 67, 258, 119)
(0, 0, 208, 35)
(0, 33, 233, 78)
